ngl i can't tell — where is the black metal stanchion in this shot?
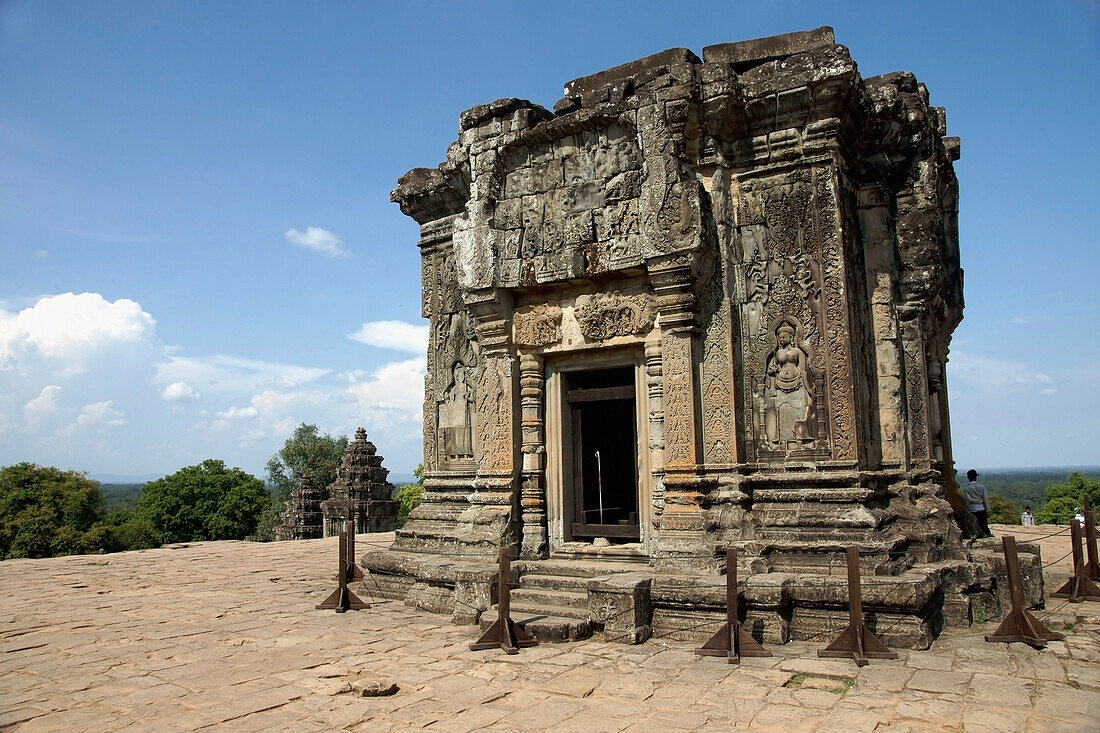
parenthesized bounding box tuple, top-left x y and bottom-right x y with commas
(696, 548, 771, 664)
(1082, 496, 1100, 582)
(1051, 520, 1100, 603)
(985, 535, 1063, 648)
(316, 520, 370, 613)
(470, 546, 538, 654)
(818, 546, 898, 667)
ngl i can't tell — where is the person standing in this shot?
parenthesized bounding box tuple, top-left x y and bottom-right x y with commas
(964, 469, 992, 538)
(1021, 506, 1034, 526)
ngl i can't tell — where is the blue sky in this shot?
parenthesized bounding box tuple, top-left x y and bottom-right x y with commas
(1, 0, 1098, 480)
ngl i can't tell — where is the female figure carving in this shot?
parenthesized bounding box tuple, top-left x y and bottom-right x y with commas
(763, 318, 817, 449)
(440, 362, 474, 461)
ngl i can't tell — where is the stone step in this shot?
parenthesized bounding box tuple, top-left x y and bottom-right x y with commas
(517, 573, 590, 591)
(479, 609, 591, 643)
(511, 587, 588, 613)
(515, 557, 644, 579)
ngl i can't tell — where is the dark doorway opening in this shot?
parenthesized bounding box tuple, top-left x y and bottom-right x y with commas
(566, 367, 639, 542)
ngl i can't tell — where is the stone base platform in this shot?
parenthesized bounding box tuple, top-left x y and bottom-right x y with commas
(363, 539, 1043, 649)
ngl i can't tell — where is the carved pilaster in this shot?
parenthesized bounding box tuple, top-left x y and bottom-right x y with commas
(858, 185, 904, 469)
(648, 257, 700, 467)
(648, 257, 707, 565)
(519, 353, 548, 559)
(900, 319, 930, 468)
(644, 331, 666, 527)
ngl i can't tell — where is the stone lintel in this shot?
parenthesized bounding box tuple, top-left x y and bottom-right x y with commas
(703, 27, 835, 69)
(563, 47, 701, 99)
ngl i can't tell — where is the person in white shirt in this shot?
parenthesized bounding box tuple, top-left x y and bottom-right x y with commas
(1021, 506, 1034, 526)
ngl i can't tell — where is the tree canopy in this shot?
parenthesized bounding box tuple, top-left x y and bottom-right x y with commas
(265, 424, 347, 498)
(0, 463, 106, 559)
(137, 459, 268, 543)
(1034, 472, 1100, 524)
(394, 464, 425, 528)
(986, 492, 1021, 525)
(255, 423, 348, 539)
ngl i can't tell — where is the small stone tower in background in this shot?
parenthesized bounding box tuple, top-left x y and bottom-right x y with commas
(321, 427, 399, 535)
(273, 475, 323, 541)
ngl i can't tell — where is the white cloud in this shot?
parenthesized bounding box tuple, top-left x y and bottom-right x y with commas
(0, 292, 427, 477)
(24, 385, 61, 415)
(58, 400, 125, 436)
(156, 354, 330, 395)
(34, 250, 47, 259)
(285, 226, 349, 259)
(347, 320, 428, 354)
(0, 292, 156, 374)
(217, 405, 259, 420)
(948, 350, 1057, 398)
(347, 356, 426, 412)
(161, 381, 200, 401)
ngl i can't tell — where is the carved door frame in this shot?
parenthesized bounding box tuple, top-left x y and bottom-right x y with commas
(544, 347, 652, 556)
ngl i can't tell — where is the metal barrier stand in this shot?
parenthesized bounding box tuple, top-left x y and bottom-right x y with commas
(696, 547, 771, 664)
(470, 546, 538, 654)
(1051, 520, 1100, 603)
(985, 535, 1064, 647)
(818, 546, 898, 667)
(316, 520, 370, 613)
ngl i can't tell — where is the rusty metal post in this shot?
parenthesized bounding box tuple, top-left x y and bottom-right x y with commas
(818, 546, 898, 666)
(316, 524, 370, 612)
(1083, 496, 1100, 581)
(985, 535, 1064, 647)
(470, 546, 538, 654)
(696, 548, 770, 664)
(1052, 520, 1100, 602)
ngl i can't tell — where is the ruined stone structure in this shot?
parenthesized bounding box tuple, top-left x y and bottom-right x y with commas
(321, 428, 399, 536)
(273, 475, 323, 541)
(366, 28, 1037, 647)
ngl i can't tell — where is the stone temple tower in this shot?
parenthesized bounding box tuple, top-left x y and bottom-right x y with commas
(273, 475, 323, 540)
(321, 427, 399, 535)
(365, 28, 1031, 648)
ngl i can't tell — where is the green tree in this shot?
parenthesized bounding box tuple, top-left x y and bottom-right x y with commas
(1034, 472, 1100, 524)
(255, 424, 348, 539)
(987, 492, 1021, 525)
(90, 509, 161, 552)
(393, 464, 425, 528)
(0, 463, 106, 559)
(137, 460, 268, 543)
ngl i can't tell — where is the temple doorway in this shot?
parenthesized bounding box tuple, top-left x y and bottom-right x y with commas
(565, 367, 640, 542)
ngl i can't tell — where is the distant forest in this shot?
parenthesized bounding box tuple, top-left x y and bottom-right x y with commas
(962, 468, 1100, 513)
(100, 483, 144, 512)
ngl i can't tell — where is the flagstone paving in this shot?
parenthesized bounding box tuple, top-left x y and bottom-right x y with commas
(1, 524, 1098, 732)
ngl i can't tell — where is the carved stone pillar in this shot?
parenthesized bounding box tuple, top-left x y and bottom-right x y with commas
(644, 331, 665, 487)
(900, 318, 930, 469)
(519, 352, 548, 559)
(649, 256, 707, 566)
(858, 185, 904, 469)
(465, 287, 517, 533)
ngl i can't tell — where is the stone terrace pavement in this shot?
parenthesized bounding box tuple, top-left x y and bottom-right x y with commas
(2, 524, 1099, 732)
